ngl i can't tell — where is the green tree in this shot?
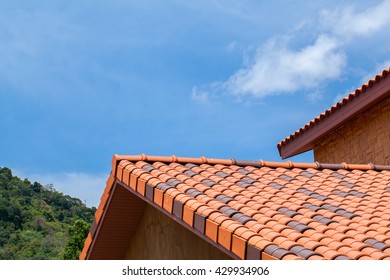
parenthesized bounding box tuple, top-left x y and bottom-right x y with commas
(0, 166, 94, 259)
(63, 220, 90, 260)
(0, 167, 12, 181)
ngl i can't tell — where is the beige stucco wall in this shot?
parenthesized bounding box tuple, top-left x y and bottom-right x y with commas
(314, 97, 390, 165)
(125, 204, 232, 260)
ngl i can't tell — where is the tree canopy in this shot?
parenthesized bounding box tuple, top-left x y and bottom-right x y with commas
(0, 166, 95, 259)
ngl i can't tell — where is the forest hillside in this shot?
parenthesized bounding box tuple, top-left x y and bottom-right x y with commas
(0, 166, 95, 259)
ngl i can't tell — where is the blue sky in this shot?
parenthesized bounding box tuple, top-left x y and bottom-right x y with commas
(1, 0, 389, 206)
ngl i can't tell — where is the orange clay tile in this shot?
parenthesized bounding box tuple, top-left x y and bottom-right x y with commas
(247, 237, 273, 250)
(195, 205, 213, 216)
(208, 212, 225, 222)
(327, 231, 346, 242)
(312, 232, 328, 242)
(262, 252, 278, 260)
(200, 207, 219, 218)
(183, 205, 195, 227)
(232, 234, 247, 259)
(246, 235, 265, 246)
(129, 174, 138, 190)
(285, 231, 302, 242)
(197, 195, 215, 205)
(369, 251, 388, 259)
(152, 188, 163, 206)
(361, 247, 381, 256)
(136, 178, 146, 195)
(163, 193, 174, 213)
(337, 246, 353, 255)
(206, 199, 223, 208)
(214, 215, 232, 225)
(315, 246, 333, 256)
(227, 223, 246, 233)
(358, 256, 375, 260)
(279, 239, 299, 250)
(99, 192, 109, 208)
(321, 249, 343, 260)
(245, 221, 267, 232)
(282, 254, 303, 260)
(94, 209, 104, 224)
(264, 231, 282, 242)
(175, 194, 192, 204)
(327, 240, 345, 251)
(349, 241, 369, 251)
(218, 226, 232, 250)
(147, 177, 162, 187)
(236, 229, 257, 241)
(185, 199, 200, 209)
(258, 227, 273, 236)
(272, 223, 290, 233)
(345, 250, 366, 259)
(220, 219, 236, 229)
(122, 168, 131, 185)
(302, 240, 321, 251)
(164, 188, 181, 198)
(80, 233, 92, 259)
(205, 219, 219, 242)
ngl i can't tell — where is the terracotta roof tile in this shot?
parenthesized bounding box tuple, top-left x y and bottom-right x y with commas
(82, 154, 390, 260)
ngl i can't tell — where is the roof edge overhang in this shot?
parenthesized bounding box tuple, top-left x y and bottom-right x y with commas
(278, 69, 390, 159)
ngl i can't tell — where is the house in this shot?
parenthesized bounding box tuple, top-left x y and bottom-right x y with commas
(278, 68, 390, 164)
(81, 68, 390, 260)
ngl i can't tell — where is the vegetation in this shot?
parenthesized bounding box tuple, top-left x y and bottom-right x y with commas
(0, 166, 96, 259)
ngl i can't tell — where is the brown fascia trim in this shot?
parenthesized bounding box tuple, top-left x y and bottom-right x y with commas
(278, 73, 390, 159)
(115, 179, 240, 260)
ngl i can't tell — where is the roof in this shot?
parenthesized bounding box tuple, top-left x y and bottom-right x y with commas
(278, 68, 390, 159)
(81, 154, 390, 260)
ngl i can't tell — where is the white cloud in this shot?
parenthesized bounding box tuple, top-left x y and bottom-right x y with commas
(307, 89, 325, 103)
(321, 0, 390, 37)
(15, 170, 107, 207)
(223, 35, 345, 98)
(195, 0, 390, 100)
(191, 86, 210, 103)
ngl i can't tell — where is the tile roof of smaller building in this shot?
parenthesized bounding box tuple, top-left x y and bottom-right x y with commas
(81, 154, 390, 260)
(278, 68, 390, 159)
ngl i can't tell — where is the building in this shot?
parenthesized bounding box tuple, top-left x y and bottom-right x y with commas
(81, 68, 390, 260)
(278, 68, 390, 165)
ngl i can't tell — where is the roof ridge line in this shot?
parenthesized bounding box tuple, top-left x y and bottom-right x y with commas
(111, 154, 390, 173)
